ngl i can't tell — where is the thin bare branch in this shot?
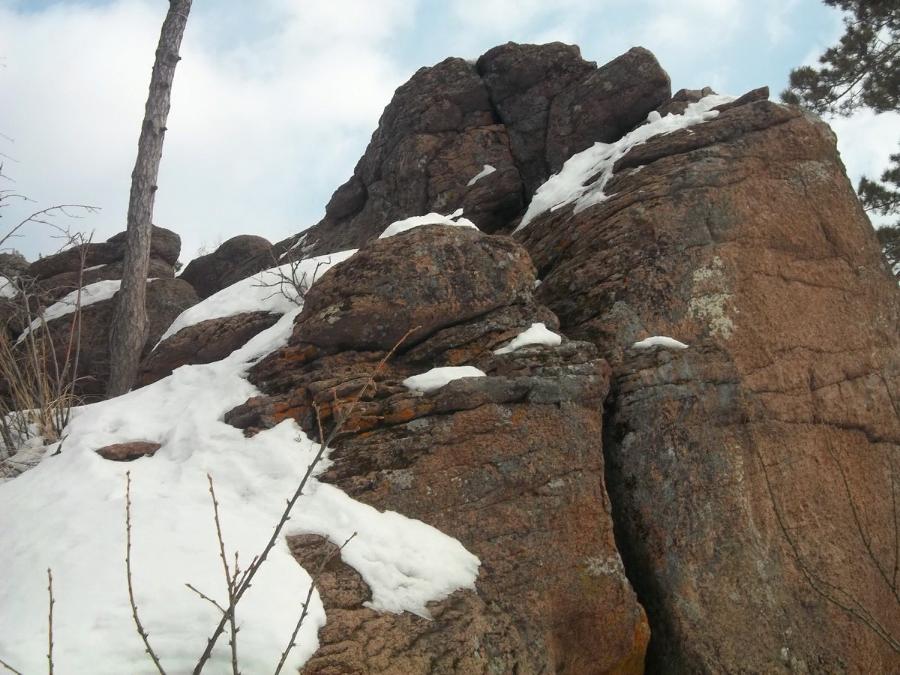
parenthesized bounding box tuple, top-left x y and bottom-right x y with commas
(273, 532, 357, 675)
(206, 474, 240, 675)
(47, 568, 54, 675)
(184, 584, 227, 614)
(125, 472, 167, 674)
(192, 328, 415, 674)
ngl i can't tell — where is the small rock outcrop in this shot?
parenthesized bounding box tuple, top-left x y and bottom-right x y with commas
(227, 225, 649, 673)
(179, 235, 273, 299)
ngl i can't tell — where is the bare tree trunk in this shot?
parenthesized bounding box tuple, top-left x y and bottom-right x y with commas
(107, 0, 192, 397)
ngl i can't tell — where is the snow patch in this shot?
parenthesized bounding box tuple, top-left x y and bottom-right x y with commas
(158, 250, 356, 344)
(466, 164, 496, 186)
(632, 336, 689, 350)
(494, 322, 562, 355)
(378, 212, 478, 239)
(515, 94, 735, 232)
(0, 307, 479, 672)
(403, 366, 486, 393)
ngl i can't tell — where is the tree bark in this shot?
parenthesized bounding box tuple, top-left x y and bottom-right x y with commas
(107, 0, 192, 397)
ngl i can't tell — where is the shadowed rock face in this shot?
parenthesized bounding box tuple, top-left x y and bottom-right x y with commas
(227, 226, 649, 674)
(515, 92, 900, 672)
(263, 42, 670, 262)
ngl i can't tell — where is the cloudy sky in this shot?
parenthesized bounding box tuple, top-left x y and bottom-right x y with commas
(1, 0, 898, 263)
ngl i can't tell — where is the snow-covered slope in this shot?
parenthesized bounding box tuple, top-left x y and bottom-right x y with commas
(0, 261, 479, 673)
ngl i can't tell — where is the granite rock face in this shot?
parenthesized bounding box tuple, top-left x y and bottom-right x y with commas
(515, 91, 900, 672)
(276, 43, 670, 260)
(227, 226, 650, 674)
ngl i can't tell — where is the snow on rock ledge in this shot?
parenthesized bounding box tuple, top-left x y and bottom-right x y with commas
(157, 250, 356, 345)
(378, 212, 478, 239)
(515, 94, 735, 232)
(632, 336, 689, 350)
(494, 322, 562, 355)
(403, 366, 486, 393)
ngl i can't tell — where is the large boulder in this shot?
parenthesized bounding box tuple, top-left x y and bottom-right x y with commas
(515, 91, 900, 671)
(295, 226, 535, 351)
(227, 226, 649, 673)
(179, 235, 273, 299)
(280, 43, 671, 260)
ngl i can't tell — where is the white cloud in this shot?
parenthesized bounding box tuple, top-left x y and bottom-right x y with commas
(0, 0, 413, 261)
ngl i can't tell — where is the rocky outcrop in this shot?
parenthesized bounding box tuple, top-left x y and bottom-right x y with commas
(277, 43, 669, 260)
(179, 235, 274, 299)
(515, 91, 900, 671)
(26, 226, 181, 303)
(227, 225, 649, 673)
(137, 310, 280, 387)
(32, 279, 198, 399)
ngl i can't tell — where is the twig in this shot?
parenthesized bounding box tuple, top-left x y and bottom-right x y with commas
(273, 532, 357, 675)
(206, 475, 240, 675)
(47, 568, 54, 675)
(125, 472, 167, 674)
(184, 583, 227, 614)
(192, 328, 415, 674)
(0, 658, 23, 675)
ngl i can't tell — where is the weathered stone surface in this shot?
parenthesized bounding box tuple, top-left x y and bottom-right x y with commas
(30, 279, 198, 399)
(28, 226, 181, 281)
(137, 310, 280, 386)
(290, 57, 524, 257)
(516, 92, 900, 671)
(280, 43, 671, 260)
(229, 227, 649, 673)
(95, 441, 161, 461)
(476, 42, 596, 194)
(106, 225, 181, 267)
(295, 226, 536, 352)
(655, 86, 716, 116)
(546, 46, 671, 171)
(35, 257, 175, 303)
(179, 235, 274, 299)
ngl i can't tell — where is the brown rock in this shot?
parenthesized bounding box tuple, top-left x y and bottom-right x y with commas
(476, 42, 596, 194)
(137, 310, 280, 386)
(95, 441, 161, 461)
(290, 57, 524, 257)
(106, 225, 181, 267)
(295, 226, 536, 352)
(179, 235, 274, 299)
(546, 46, 671, 171)
(655, 86, 716, 117)
(29, 225, 181, 281)
(516, 92, 900, 671)
(230, 226, 649, 673)
(35, 257, 175, 304)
